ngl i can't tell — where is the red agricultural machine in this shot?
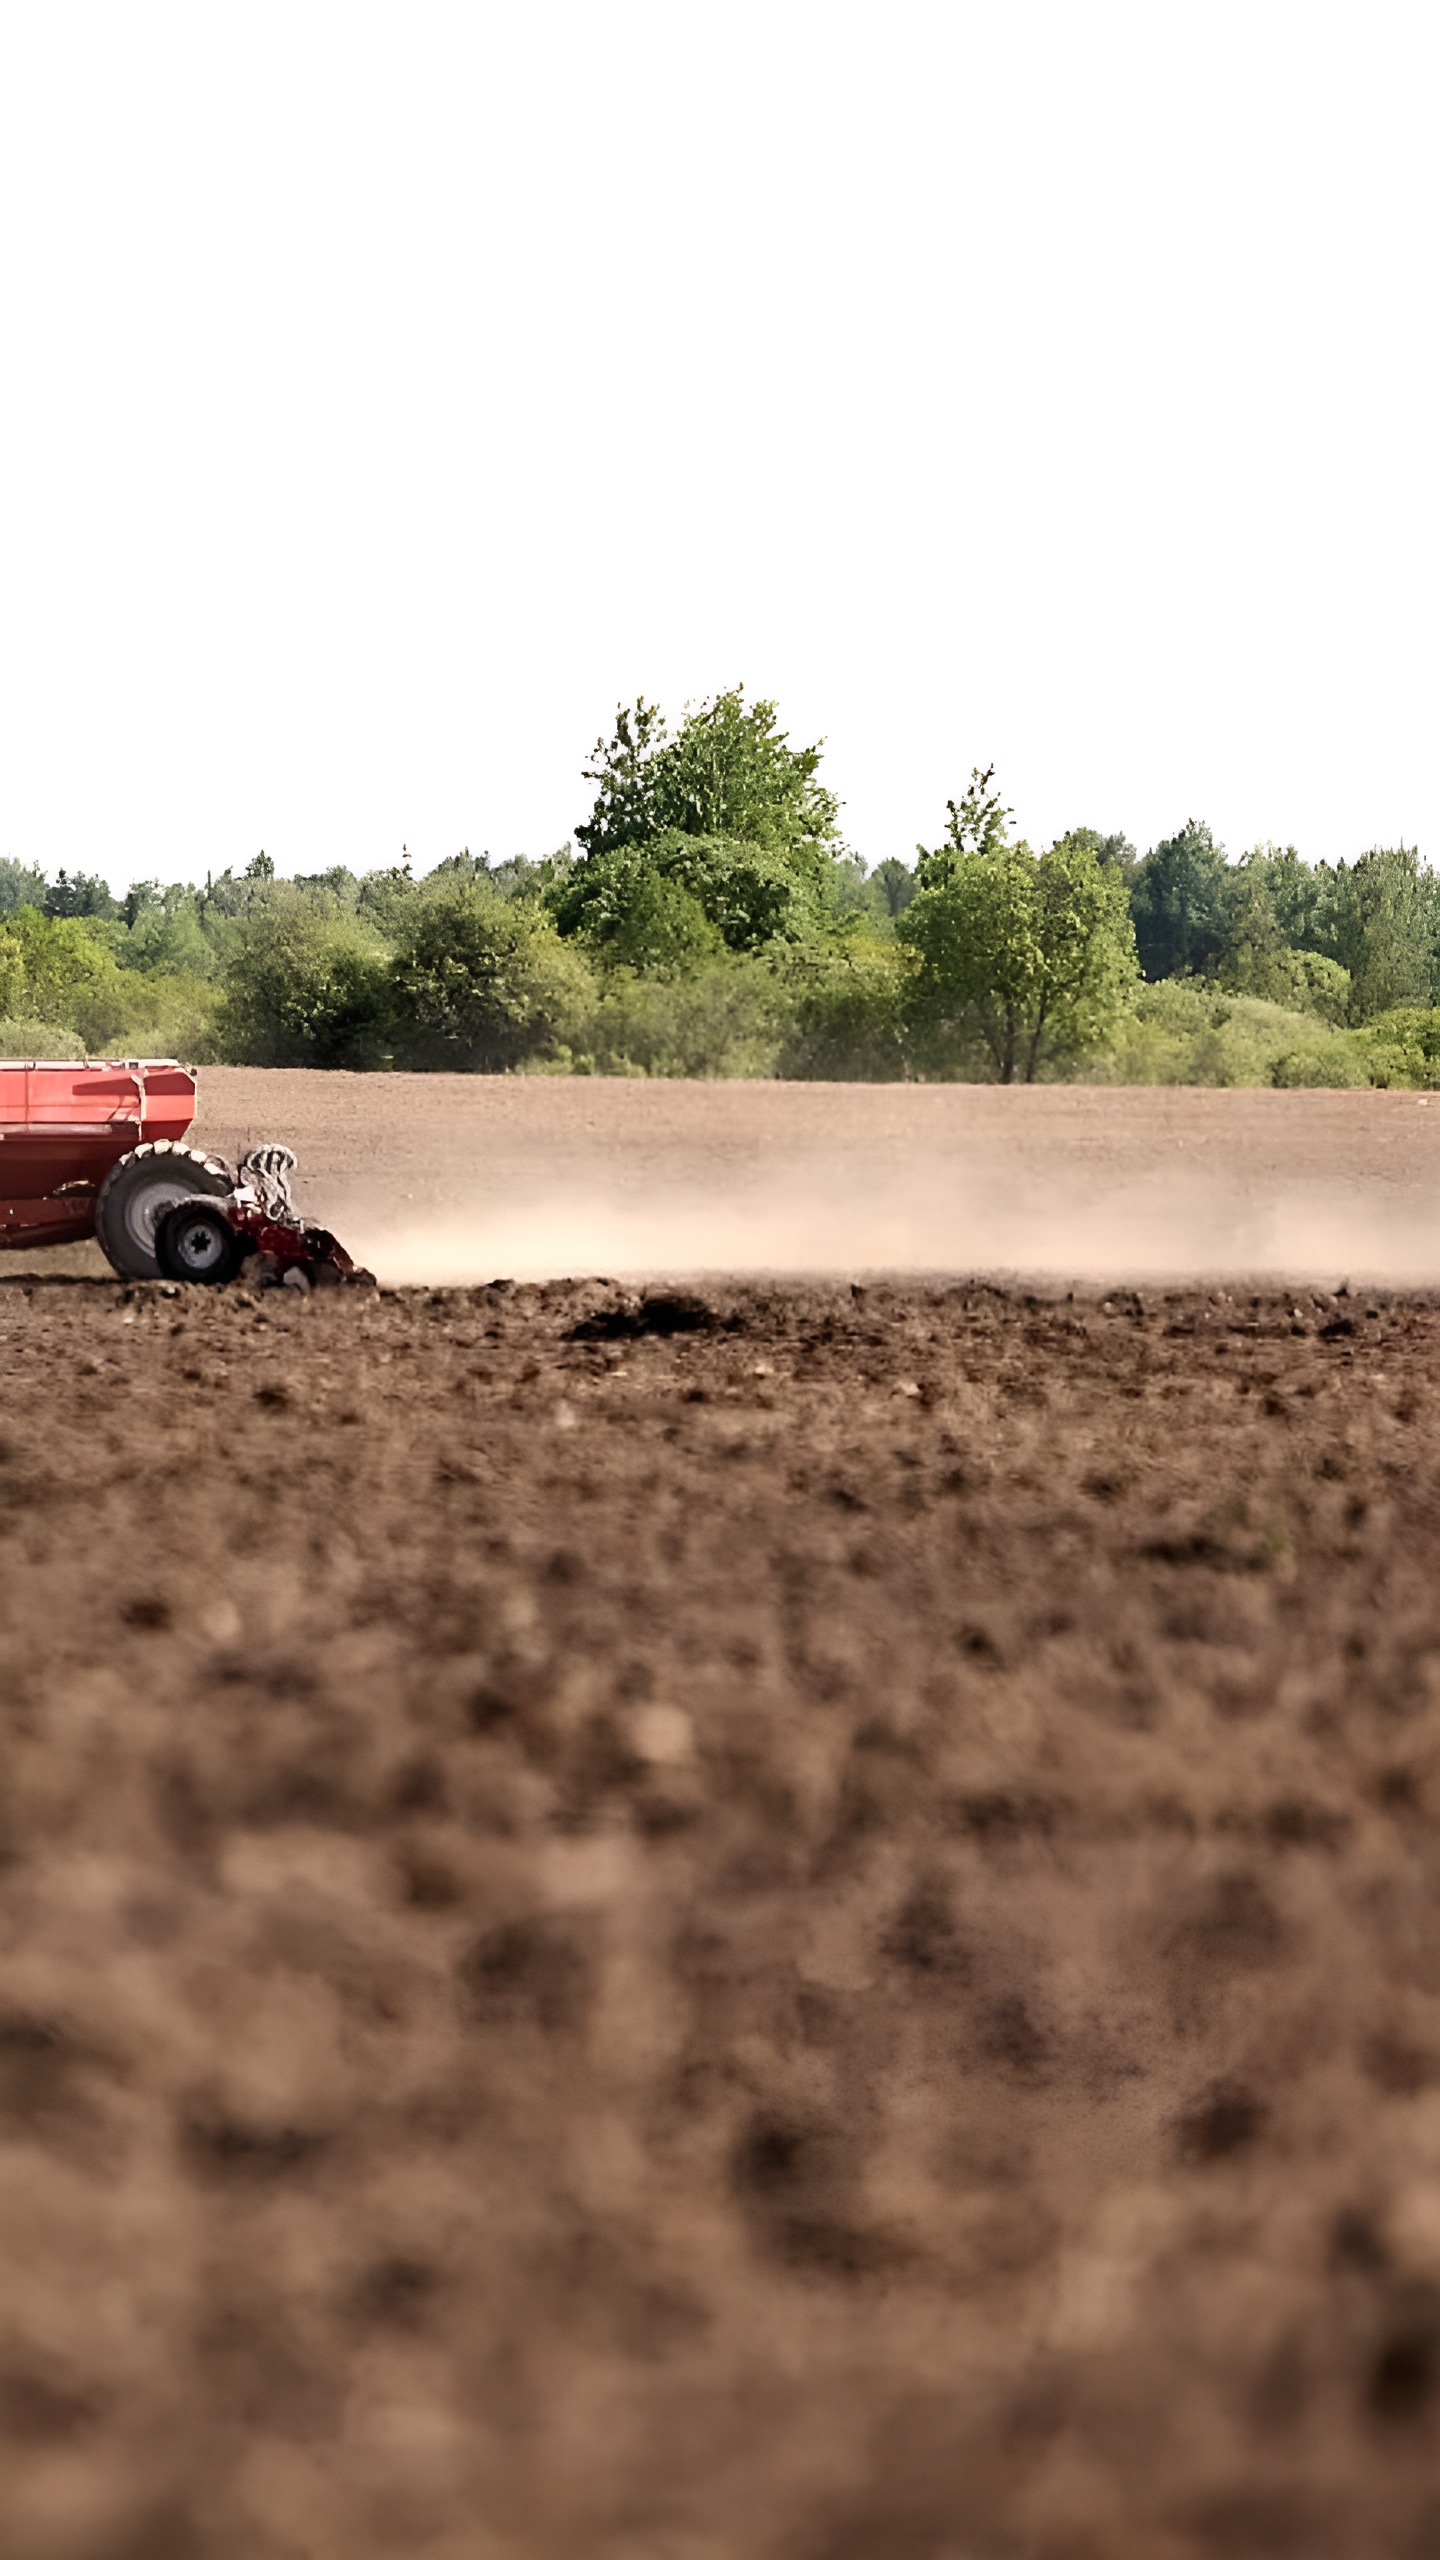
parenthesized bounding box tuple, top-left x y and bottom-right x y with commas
(0, 1058, 370, 1289)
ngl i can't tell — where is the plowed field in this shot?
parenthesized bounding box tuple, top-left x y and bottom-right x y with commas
(15, 1073, 1440, 1287)
(5, 1261, 1440, 2557)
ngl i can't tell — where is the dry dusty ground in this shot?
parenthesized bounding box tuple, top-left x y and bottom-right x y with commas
(6, 1264, 1440, 2557)
(196, 1072, 1440, 1290)
(18, 1073, 1440, 1287)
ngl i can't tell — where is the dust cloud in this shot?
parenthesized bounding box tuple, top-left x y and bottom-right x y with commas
(187, 1070, 1440, 1292)
(345, 1163, 1440, 1290)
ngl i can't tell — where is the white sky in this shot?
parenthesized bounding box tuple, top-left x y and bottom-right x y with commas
(0, 0, 1434, 889)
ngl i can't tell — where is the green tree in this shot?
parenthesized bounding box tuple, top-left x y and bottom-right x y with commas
(1130, 822, 1228, 979)
(0, 907, 133, 1049)
(0, 858, 46, 916)
(115, 882, 214, 977)
(585, 866, 722, 976)
(1310, 846, 1435, 1019)
(576, 688, 841, 869)
(870, 857, 917, 918)
(1055, 826, 1136, 882)
(44, 869, 116, 921)
(915, 766, 1013, 878)
(553, 829, 814, 958)
(1235, 844, 1321, 950)
(387, 878, 591, 1070)
(777, 934, 914, 1079)
(900, 828, 1138, 1083)
(216, 890, 390, 1067)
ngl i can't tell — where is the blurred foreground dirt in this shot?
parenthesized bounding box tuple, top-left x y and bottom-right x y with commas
(4, 1272, 1440, 2557)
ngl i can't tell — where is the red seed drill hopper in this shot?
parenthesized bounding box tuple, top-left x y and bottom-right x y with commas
(0, 1057, 369, 1289)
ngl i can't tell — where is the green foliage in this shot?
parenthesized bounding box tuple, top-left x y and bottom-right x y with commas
(1130, 822, 1229, 980)
(870, 857, 917, 918)
(291, 865, 362, 907)
(775, 935, 914, 1079)
(215, 891, 391, 1068)
(582, 866, 723, 976)
(387, 878, 591, 1071)
(576, 955, 785, 1078)
(0, 859, 46, 916)
(1356, 1008, 1440, 1090)
(354, 860, 419, 937)
(119, 898, 214, 978)
(1092, 981, 1368, 1087)
(5, 702, 1437, 1086)
(0, 1015, 84, 1057)
(1057, 826, 1137, 882)
(1222, 939, 1352, 1022)
(1268, 1037, 1369, 1088)
(1312, 846, 1435, 1019)
(916, 766, 1013, 876)
(0, 907, 129, 1049)
(1235, 844, 1323, 950)
(577, 688, 841, 869)
(826, 851, 890, 927)
(554, 830, 817, 959)
(901, 826, 1138, 1082)
(43, 869, 117, 921)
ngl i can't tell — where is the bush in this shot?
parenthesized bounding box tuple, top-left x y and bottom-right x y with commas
(775, 934, 914, 1079)
(216, 892, 391, 1067)
(0, 909, 135, 1051)
(109, 973, 224, 1062)
(576, 954, 785, 1078)
(0, 1015, 85, 1058)
(581, 864, 724, 975)
(118, 901, 214, 979)
(1225, 945, 1353, 1024)
(1357, 1009, 1440, 1090)
(1268, 1042, 1369, 1088)
(388, 880, 591, 1071)
(1091, 981, 1368, 1087)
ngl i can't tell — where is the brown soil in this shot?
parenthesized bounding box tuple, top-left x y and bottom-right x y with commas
(196, 1073, 1440, 1291)
(5, 1265, 1440, 2556)
(14, 1073, 1440, 1287)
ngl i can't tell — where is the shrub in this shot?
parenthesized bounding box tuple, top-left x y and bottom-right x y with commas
(0, 909, 134, 1051)
(1092, 981, 1368, 1087)
(1268, 1042, 1368, 1089)
(576, 954, 785, 1078)
(216, 892, 391, 1067)
(388, 880, 591, 1071)
(0, 1015, 85, 1058)
(775, 934, 914, 1079)
(1357, 1009, 1440, 1090)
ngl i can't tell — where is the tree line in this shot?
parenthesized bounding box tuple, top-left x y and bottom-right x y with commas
(2, 688, 1437, 1086)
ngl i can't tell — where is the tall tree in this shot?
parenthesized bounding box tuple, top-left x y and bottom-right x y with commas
(870, 857, 918, 917)
(0, 858, 46, 916)
(553, 829, 815, 957)
(576, 688, 840, 870)
(43, 868, 115, 921)
(1312, 846, 1436, 1018)
(901, 824, 1138, 1083)
(1129, 823, 1228, 979)
(915, 766, 1013, 879)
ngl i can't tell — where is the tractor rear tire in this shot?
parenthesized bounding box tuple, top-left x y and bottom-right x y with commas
(156, 1198, 248, 1287)
(95, 1141, 233, 1281)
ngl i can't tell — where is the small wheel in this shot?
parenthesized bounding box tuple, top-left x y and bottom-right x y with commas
(156, 1199, 247, 1286)
(95, 1141, 233, 1281)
